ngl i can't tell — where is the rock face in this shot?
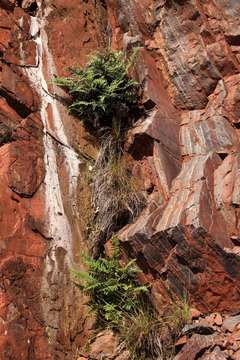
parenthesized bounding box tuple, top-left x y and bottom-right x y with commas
(0, 1, 98, 359)
(116, 0, 240, 314)
(1, 0, 240, 359)
(0, 4, 49, 359)
(173, 311, 240, 359)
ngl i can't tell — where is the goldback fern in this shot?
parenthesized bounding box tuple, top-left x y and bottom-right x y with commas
(53, 51, 139, 130)
(74, 237, 148, 328)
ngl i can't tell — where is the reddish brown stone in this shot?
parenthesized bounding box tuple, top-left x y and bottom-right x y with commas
(1, 64, 39, 116)
(233, 349, 240, 360)
(214, 313, 223, 326)
(175, 335, 188, 347)
(0, 0, 15, 11)
(7, 140, 44, 197)
(174, 334, 223, 360)
(89, 330, 119, 359)
(200, 347, 227, 360)
(223, 315, 240, 332)
(1, 0, 240, 358)
(190, 308, 202, 320)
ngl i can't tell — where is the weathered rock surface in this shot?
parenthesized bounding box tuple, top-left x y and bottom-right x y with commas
(0, 1, 98, 359)
(173, 311, 240, 360)
(115, 0, 240, 314)
(1, 0, 240, 359)
(0, 2, 52, 359)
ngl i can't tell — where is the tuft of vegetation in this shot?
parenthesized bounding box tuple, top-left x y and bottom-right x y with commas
(74, 237, 149, 328)
(120, 310, 163, 360)
(120, 295, 190, 360)
(168, 295, 190, 331)
(74, 239, 190, 359)
(53, 51, 139, 130)
(54, 50, 144, 256)
(90, 135, 145, 257)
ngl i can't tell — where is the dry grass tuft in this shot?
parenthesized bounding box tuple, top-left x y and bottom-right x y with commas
(119, 295, 190, 360)
(120, 309, 163, 360)
(90, 135, 145, 257)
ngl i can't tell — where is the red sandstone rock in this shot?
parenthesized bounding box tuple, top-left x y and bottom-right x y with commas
(214, 313, 223, 327)
(190, 308, 202, 320)
(174, 334, 223, 360)
(114, 0, 240, 314)
(223, 315, 240, 332)
(8, 140, 45, 197)
(175, 335, 188, 347)
(200, 347, 228, 360)
(89, 330, 119, 359)
(0, 0, 15, 11)
(1, 63, 39, 116)
(1, 0, 240, 358)
(233, 349, 240, 360)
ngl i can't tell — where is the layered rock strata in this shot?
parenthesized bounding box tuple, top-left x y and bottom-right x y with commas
(1, 0, 240, 359)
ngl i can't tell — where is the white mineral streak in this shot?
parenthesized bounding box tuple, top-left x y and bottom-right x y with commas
(16, 0, 81, 334)
(23, 7, 80, 330)
(26, 14, 75, 262)
(24, 6, 81, 328)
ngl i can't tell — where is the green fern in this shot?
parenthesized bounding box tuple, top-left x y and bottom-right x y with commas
(53, 51, 139, 130)
(74, 239, 148, 327)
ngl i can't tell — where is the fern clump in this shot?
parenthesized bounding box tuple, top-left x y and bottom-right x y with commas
(74, 238, 148, 328)
(53, 51, 139, 129)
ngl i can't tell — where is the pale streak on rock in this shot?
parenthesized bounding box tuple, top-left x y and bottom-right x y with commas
(23, 6, 80, 337)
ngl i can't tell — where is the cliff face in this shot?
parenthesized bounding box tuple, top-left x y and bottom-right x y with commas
(1, 0, 240, 359)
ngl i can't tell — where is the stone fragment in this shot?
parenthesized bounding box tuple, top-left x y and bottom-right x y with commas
(4, 39, 38, 67)
(233, 349, 240, 360)
(159, 3, 221, 109)
(204, 313, 223, 327)
(175, 335, 188, 347)
(0, 0, 15, 11)
(214, 313, 223, 326)
(206, 40, 238, 76)
(224, 349, 234, 357)
(7, 140, 44, 197)
(227, 329, 240, 348)
(200, 346, 227, 359)
(115, 350, 130, 360)
(190, 308, 202, 320)
(223, 315, 240, 332)
(0, 64, 39, 117)
(90, 330, 119, 359)
(181, 323, 215, 337)
(174, 334, 222, 360)
(231, 341, 240, 351)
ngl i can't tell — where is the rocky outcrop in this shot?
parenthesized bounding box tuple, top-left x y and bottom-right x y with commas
(111, 0, 240, 314)
(0, 1, 98, 359)
(1, 0, 240, 359)
(174, 311, 240, 359)
(0, 3, 50, 359)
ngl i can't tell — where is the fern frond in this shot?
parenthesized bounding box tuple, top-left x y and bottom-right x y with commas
(53, 50, 139, 128)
